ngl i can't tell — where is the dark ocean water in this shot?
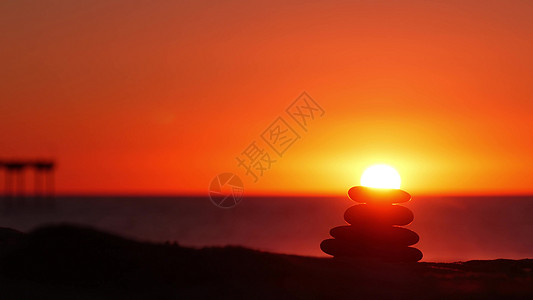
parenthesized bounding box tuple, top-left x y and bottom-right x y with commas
(1, 195, 533, 262)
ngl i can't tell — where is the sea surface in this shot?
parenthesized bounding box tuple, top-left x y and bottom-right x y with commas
(1, 195, 533, 262)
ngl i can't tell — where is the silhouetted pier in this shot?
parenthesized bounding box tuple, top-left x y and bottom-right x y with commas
(0, 160, 55, 200)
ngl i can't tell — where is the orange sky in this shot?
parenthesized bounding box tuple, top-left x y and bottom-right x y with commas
(1, 0, 533, 195)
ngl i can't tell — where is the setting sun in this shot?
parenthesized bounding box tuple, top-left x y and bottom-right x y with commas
(360, 164, 401, 189)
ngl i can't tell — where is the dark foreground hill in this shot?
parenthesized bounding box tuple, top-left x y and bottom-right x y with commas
(0, 225, 532, 299)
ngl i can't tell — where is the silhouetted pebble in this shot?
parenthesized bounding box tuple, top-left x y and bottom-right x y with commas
(330, 225, 419, 246)
(344, 204, 414, 226)
(348, 186, 411, 204)
(320, 239, 423, 262)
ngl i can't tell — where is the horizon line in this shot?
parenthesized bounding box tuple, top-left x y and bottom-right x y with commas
(14, 192, 533, 198)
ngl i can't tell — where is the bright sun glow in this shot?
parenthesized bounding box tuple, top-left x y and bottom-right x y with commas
(360, 164, 401, 189)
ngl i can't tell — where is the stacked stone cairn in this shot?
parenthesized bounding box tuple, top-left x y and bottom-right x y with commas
(321, 186, 422, 262)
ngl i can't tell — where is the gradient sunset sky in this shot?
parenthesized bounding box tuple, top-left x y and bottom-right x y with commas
(1, 0, 532, 195)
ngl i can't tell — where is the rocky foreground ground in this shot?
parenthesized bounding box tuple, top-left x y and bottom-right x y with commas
(0, 225, 532, 299)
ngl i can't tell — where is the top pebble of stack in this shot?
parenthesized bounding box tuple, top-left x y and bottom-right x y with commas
(348, 186, 411, 204)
